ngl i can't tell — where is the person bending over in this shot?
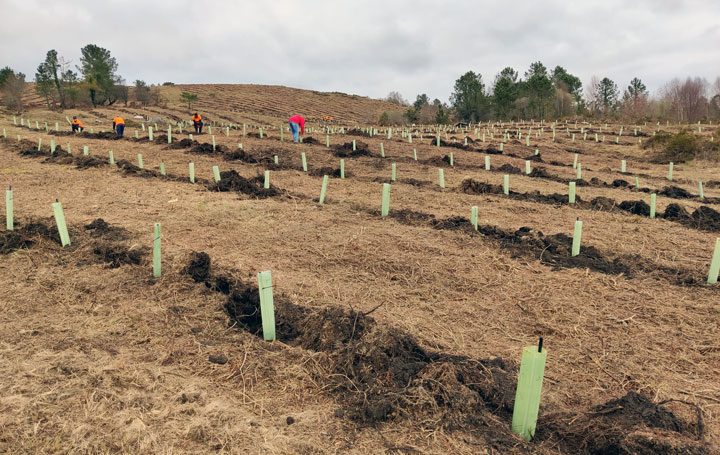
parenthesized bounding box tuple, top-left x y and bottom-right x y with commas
(192, 113, 203, 134)
(113, 117, 125, 137)
(288, 114, 305, 143)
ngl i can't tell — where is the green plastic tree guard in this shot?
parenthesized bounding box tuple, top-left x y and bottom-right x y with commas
(213, 166, 221, 183)
(264, 170, 270, 189)
(226, 126, 230, 137)
(340, 159, 345, 179)
(189, 134, 194, 141)
(301, 152, 308, 172)
(485, 156, 490, 170)
(136, 154, 143, 169)
(569, 182, 576, 204)
(413, 149, 417, 161)
(189, 162, 195, 183)
(621, 160, 626, 173)
(525, 160, 531, 175)
(160, 162, 165, 175)
(259, 127, 263, 139)
(450, 152, 454, 167)
(708, 238, 720, 284)
(274, 155, 278, 164)
(148, 127, 154, 141)
(50, 140, 55, 153)
(635, 176, 640, 188)
(576, 163, 582, 180)
(650, 194, 656, 219)
(108, 150, 114, 165)
(326, 134, 329, 148)
(438, 168, 445, 188)
(381, 183, 391, 217)
(6, 187, 13, 231)
(257, 271, 276, 341)
(37, 138, 42, 151)
(573, 153, 578, 169)
(352, 140, 356, 151)
(66, 143, 71, 154)
(391, 163, 396, 182)
(242, 124, 246, 136)
(503, 175, 509, 195)
(82, 145, 89, 156)
(52, 201, 71, 247)
(511, 341, 547, 441)
(572, 219, 582, 256)
(668, 162, 674, 181)
(153, 223, 161, 278)
(408, 134, 412, 144)
(208, 125, 212, 135)
(212, 135, 216, 151)
(500, 143, 504, 152)
(319, 175, 329, 204)
(526, 136, 530, 146)
(699, 182, 704, 199)
(471, 205, 478, 230)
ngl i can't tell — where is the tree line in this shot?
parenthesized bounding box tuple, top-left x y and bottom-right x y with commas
(0, 45, 166, 112)
(386, 62, 720, 124)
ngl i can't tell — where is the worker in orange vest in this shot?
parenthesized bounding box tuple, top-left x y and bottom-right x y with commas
(192, 113, 203, 134)
(71, 116, 84, 133)
(112, 116, 125, 137)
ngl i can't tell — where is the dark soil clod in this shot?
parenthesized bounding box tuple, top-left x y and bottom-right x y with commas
(209, 170, 280, 198)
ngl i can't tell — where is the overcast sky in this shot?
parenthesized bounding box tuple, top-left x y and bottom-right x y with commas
(2, 0, 719, 102)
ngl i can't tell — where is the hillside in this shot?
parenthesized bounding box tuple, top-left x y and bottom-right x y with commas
(3, 83, 404, 125)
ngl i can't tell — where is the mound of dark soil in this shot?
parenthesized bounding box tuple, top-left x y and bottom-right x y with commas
(431, 138, 474, 151)
(459, 179, 504, 195)
(497, 163, 522, 174)
(166, 138, 194, 149)
(590, 197, 617, 211)
(210, 170, 280, 198)
(74, 155, 108, 168)
(0, 219, 58, 253)
(84, 218, 129, 241)
(308, 167, 348, 178)
(187, 142, 225, 155)
(548, 392, 708, 455)
(690, 206, 720, 231)
(223, 149, 259, 163)
(332, 141, 372, 158)
(115, 159, 158, 178)
(528, 167, 553, 178)
(619, 200, 651, 216)
(660, 186, 693, 199)
(525, 154, 543, 162)
(613, 179, 629, 187)
(425, 155, 453, 166)
(663, 203, 691, 221)
(92, 242, 147, 268)
(399, 178, 431, 187)
(479, 226, 631, 276)
(484, 147, 503, 155)
(302, 136, 320, 144)
(186, 251, 211, 282)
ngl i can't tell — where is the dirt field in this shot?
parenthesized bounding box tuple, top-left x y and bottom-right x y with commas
(0, 101, 718, 454)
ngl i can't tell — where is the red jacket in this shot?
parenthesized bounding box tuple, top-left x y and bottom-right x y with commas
(288, 115, 305, 135)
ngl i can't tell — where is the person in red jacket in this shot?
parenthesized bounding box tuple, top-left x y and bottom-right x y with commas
(288, 115, 305, 143)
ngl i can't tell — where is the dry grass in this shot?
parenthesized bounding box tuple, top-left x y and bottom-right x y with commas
(0, 110, 718, 454)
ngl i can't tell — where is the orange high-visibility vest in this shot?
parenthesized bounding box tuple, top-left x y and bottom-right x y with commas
(192, 115, 202, 122)
(113, 117, 125, 125)
(72, 119, 84, 127)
